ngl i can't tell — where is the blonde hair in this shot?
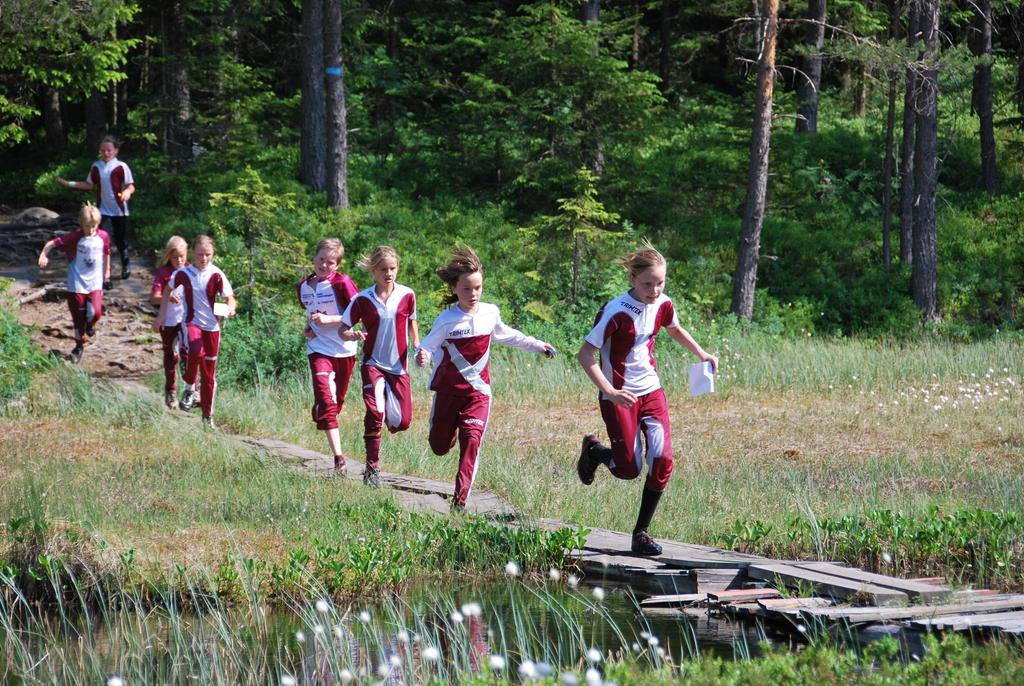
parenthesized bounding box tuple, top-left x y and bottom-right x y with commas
(79, 203, 101, 229)
(620, 239, 666, 277)
(162, 235, 188, 266)
(436, 246, 483, 305)
(356, 245, 399, 273)
(194, 234, 215, 253)
(315, 237, 344, 262)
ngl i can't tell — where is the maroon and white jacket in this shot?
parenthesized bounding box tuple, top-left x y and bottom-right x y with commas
(341, 283, 417, 375)
(585, 290, 680, 399)
(172, 264, 234, 332)
(419, 302, 547, 397)
(297, 271, 359, 358)
(88, 159, 134, 217)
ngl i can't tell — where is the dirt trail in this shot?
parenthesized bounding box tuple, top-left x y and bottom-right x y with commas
(1, 206, 163, 378)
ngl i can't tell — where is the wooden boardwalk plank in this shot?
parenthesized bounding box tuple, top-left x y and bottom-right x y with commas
(639, 593, 707, 608)
(796, 562, 951, 602)
(909, 610, 1024, 632)
(749, 563, 908, 604)
(802, 595, 1024, 624)
(758, 597, 833, 613)
(707, 588, 782, 603)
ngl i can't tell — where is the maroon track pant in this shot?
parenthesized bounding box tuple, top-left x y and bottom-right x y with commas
(308, 353, 356, 431)
(361, 365, 413, 470)
(160, 325, 184, 394)
(598, 387, 674, 492)
(183, 324, 220, 418)
(428, 391, 490, 506)
(67, 291, 103, 344)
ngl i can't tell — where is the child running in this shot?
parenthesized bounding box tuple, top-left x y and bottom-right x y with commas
(416, 247, 556, 512)
(37, 203, 110, 363)
(150, 236, 189, 408)
(297, 238, 359, 473)
(56, 134, 136, 281)
(337, 246, 420, 487)
(575, 241, 718, 556)
(156, 235, 236, 429)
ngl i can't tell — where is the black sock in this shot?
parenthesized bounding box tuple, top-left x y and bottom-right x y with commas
(633, 487, 663, 536)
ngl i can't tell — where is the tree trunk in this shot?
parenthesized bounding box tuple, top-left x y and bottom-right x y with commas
(899, 2, 920, 266)
(580, 0, 600, 23)
(882, 74, 898, 267)
(630, 0, 641, 69)
(324, 0, 349, 210)
(881, 1, 901, 267)
(85, 93, 107, 151)
(971, 0, 997, 192)
(732, 0, 779, 320)
(1016, 0, 1024, 119)
(659, 0, 672, 92)
(795, 0, 826, 134)
(912, 0, 940, 322)
(852, 63, 868, 118)
(42, 88, 66, 149)
(162, 3, 192, 162)
(300, 0, 327, 191)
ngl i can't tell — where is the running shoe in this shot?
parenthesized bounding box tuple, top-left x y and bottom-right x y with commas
(576, 434, 601, 485)
(179, 388, 199, 411)
(201, 416, 217, 430)
(631, 531, 663, 556)
(363, 466, 383, 488)
(333, 455, 347, 475)
(69, 345, 84, 364)
(164, 391, 176, 409)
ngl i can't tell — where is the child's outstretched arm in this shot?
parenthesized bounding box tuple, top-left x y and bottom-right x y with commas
(665, 325, 718, 372)
(37, 240, 56, 268)
(56, 178, 95, 191)
(577, 341, 637, 408)
(492, 316, 554, 356)
(226, 294, 237, 318)
(104, 251, 111, 283)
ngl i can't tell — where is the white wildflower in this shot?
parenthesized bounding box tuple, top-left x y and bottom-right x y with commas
(315, 599, 330, 613)
(488, 654, 506, 671)
(549, 567, 562, 581)
(422, 646, 440, 662)
(586, 648, 602, 663)
(518, 659, 538, 680)
(505, 561, 520, 576)
(592, 586, 605, 601)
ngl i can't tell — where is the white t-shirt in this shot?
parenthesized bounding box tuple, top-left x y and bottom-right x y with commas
(52, 228, 110, 294)
(297, 272, 359, 358)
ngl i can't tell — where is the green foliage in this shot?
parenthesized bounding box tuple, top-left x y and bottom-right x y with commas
(0, 282, 53, 408)
(208, 166, 306, 305)
(0, 0, 138, 147)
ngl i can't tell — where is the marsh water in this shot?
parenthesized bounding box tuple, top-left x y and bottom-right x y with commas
(2, 577, 786, 684)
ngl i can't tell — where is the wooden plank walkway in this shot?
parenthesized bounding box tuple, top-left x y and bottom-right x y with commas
(800, 595, 1024, 624)
(748, 563, 909, 605)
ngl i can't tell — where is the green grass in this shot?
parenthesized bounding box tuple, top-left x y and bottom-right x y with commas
(210, 333, 1024, 587)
